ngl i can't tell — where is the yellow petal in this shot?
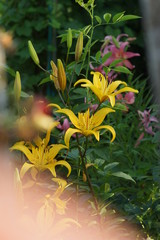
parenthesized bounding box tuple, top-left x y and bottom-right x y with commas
(56, 109, 79, 129)
(113, 86, 139, 96)
(33, 136, 43, 147)
(64, 128, 81, 148)
(55, 160, 71, 177)
(44, 121, 60, 147)
(83, 129, 100, 141)
(49, 144, 68, 159)
(91, 71, 107, 89)
(75, 79, 102, 102)
(74, 79, 90, 87)
(20, 162, 34, 178)
(45, 163, 57, 177)
(95, 125, 116, 142)
(92, 108, 115, 127)
(47, 103, 62, 110)
(46, 160, 71, 177)
(52, 178, 67, 197)
(36, 200, 54, 230)
(107, 80, 127, 94)
(52, 177, 67, 190)
(108, 95, 116, 107)
(10, 142, 34, 163)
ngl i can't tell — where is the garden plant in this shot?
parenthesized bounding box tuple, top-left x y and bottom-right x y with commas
(0, 0, 160, 239)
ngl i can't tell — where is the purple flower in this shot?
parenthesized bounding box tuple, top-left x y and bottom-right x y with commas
(138, 110, 159, 135)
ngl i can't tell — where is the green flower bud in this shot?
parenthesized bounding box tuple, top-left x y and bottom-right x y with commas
(57, 59, 66, 91)
(28, 40, 40, 65)
(75, 32, 83, 62)
(14, 71, 21, 102)
(67, 28, 72, 49)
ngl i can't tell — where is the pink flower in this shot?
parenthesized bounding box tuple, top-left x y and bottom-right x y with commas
(102, 34, 140, 69)
(124, 92, 135, 104)
(57, 118, 70, 132)
(115, 92, 135, 111)
(90, 34, 140, 77)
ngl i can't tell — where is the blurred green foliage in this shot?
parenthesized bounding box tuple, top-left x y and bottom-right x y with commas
(0, 0, 145, 92)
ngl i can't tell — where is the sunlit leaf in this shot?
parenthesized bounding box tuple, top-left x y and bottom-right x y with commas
(112, 171, 136, 183)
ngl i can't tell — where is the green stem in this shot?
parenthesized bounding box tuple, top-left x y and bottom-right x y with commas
(86, 14, 94, 79)
(57, 90, 67, 107)
(38, 64, 50, 74)
(76, 134, 99, 212)
(65, 48, 70, 67)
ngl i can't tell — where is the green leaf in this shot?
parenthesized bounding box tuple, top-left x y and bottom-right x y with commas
(112, 36, 120, 48)
(94, 158, 105, 167)
(83, 25, 92, 35)
(113, 103, 127, 111)
(95, 51, 101, 61)
(112, 11, 125, 23)
(103, 66, 110, 75)
(109, 59, 122, 67)
(95, 15, 102, 24)
(103, 13, 112, 23)
(104, 162, 119, 171)
(119, 15, 141, 22)
(73, 103, 90, 113)
(38, 77, 51, 86)
(102, 52, 112, 64)
(75, 63, 82, 75)
(20, 91, 32, 98)
(112, 171, 136, 183)
(114, 66, 133, 75)
(3, 65, 15, 77)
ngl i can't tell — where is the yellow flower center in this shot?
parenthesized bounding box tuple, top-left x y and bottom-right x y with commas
(77, 109, 94, 131)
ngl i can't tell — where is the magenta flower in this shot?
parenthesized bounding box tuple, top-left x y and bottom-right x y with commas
(57, 118, 70, 132)
(90, 34, 140, 77)
(102, 40, 140, 70)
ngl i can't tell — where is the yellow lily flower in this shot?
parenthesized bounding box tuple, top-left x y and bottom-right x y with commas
(56, 108, 116, 147)
(10, 122, 71, 178)
(74, 71, 139, 107)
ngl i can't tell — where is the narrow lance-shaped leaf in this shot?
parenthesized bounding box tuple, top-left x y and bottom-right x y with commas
(119, 15, 141, 22)
(112, 171, 136, 183)
(112, 11, 125, 23)
(114, 66, 133, 75)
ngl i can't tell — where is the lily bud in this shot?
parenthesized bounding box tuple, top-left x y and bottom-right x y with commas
(57, 59, 66, 91)
(50, 60, 60, 90)
(75, 31, 83, 62)
(28, 40, 40, 65)
(67, 28, 72, 49)
(14, 71, 21, 102)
